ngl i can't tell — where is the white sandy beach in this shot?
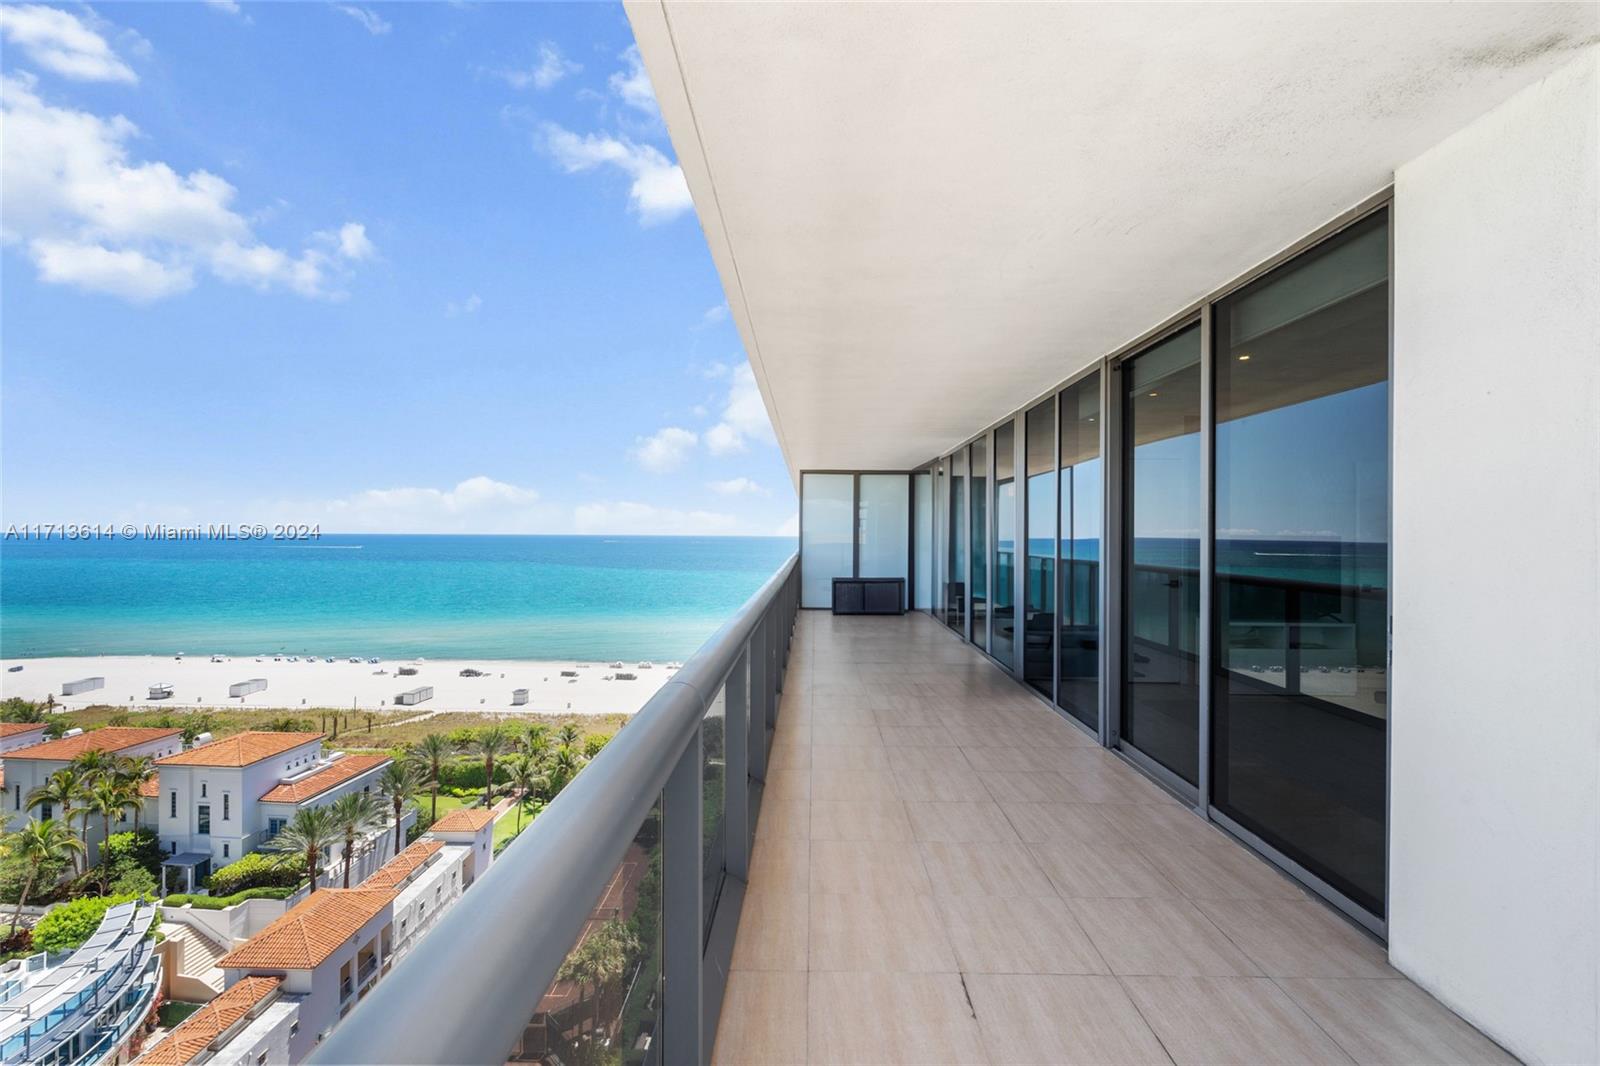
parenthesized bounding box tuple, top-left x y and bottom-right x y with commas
(0, 654, 677, 716)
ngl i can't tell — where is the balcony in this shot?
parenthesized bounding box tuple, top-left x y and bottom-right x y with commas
(313, 560, 1510, 1064)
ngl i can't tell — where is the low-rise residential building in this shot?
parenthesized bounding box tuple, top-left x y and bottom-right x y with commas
(139, 825, 492, 1065)
(2, 727, 184, 862)
(0, 721, 49, 754)
(424, 807, 495, 887)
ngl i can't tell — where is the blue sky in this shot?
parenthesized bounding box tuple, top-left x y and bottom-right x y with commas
(0, 1, 796, 536)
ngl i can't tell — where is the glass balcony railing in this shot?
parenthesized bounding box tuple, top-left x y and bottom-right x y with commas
(311, 556, 799, 1066)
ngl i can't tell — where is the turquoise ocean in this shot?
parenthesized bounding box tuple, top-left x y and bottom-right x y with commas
(0, 535, 796, 661)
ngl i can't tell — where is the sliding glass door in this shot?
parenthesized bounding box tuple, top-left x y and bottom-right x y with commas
(1211, 210, 1390, 915)
(1059, 373, 1102, 731)
(1122, 327, 1202, 786)
(1023, 400, 1056, 698)
(945, 451, 967, 631)
(992, 421, 1017, 665)
(969, 437, 989, 650)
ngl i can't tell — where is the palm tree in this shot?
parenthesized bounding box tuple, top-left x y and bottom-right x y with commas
(377, 761, 422, 858)
(521, 723, 551, 761)
(116, 755, 156, 831)
(268, 806, 339, 893)
(6, 820, 84, 932)
(87, 780, 136, 891)
(328, 792, 386, 889)
(504, 756, 548, 833)
(556, 722, 582, 750)
(471, 725, 511, 807)
(26, 769, 87, 874)
(548, 746, 582, 793)
(411, 733, 454, 822)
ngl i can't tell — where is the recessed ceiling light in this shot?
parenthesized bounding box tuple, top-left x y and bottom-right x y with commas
(1238, 353, 1252, 362)
(1148, 392, 1159, 397)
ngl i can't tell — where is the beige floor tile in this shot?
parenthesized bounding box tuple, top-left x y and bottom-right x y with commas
(938, 894, 1108, 975)
(810, 767, 900, 801)
(960, 744, 1071, 773)
(1138, 843, 1305, 901)
(808, 892, 958, 972)
(809, 744, 891, 771)
(755, 798, 810, 841)
(808, 798, 914, 842)
(812, 707, 880, 728)
(772, 721, 810, 747)
(891, 766, 992, 801)
(919, 840, 1055, 898)
(809, 723, 883, 747)
(1069, 898, 1262, 976)
(767, 744, 812, 771)
(1030, 841, 1182, 899)
(808, 971, 986, 1065)
(809, 838, 932, 896)
(999, 802, 1124, 846)
(749, 836, 809, 894)
(1096, 803, 1232, 849)
(967, 973, 1171, 1065)
(878, 724, 960, 747)
(1122, 976, 1354, 1065)
(872, 707, 949, 729)
(713, 970, 808, 1066)
(763, 768, 811, 802)
(904, 800, 1021, 843)
(886, 745, 973, 773)
(979, 770, 1075, 803)
(731, 888, 809, 971)
(1278, 978, 1518, 1065)
(1193, 900, 1395, 978)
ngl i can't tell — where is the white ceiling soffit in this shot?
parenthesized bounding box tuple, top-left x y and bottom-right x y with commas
(627, 2, 1598, 480)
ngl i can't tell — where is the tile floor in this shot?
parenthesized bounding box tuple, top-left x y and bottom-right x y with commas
(712, 611, 1516, 1065)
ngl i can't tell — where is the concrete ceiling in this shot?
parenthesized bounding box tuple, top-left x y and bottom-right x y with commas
(627, 2, 1598, 481)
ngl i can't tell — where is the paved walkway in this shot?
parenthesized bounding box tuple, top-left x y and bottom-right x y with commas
(714, 611, 1514, 1065)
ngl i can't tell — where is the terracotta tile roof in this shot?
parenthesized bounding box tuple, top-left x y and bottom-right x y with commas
(258, 754, 390, 804)
(0, 722, 47, 738)
(137, 975, 282, 1065)
(139, 772, 159, 798)
(430, 808, 496, 833)
(364, 838, 444, 890)
(218, 889, 395, 971)
(157, 731, 322, 768)
(5, 726, 181, 761)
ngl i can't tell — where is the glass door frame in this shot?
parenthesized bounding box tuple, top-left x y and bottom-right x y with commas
(916, 189, 1393, 938)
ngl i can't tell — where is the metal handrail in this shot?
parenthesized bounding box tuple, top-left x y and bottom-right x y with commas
(311, 554, 798, 1066)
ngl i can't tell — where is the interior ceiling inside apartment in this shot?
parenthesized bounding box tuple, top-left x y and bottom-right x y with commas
(627, 2, 1598, 479)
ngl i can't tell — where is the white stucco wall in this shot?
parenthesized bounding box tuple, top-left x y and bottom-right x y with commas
(1391, 46, 1600, 1066)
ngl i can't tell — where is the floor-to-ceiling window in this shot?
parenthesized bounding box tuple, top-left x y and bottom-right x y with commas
(913, 470, 933, 612)
(800, 473, 854, 609)
(857, 474, 910, 608)
(1211, 209, 1390, 915)
(945, 451, 967, 631)
(1059, 372, 1102, 730)
(970, 437, 989, 648)
(1023, 399, 1056, 698)
(992, 421, 1017, 666)
(1123, 328, 1202, 785)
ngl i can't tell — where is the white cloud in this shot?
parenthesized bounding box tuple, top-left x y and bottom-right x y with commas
(313, 476, 547, 533)
(708, 477, 768, 497)
(334, 221, 375, 260)
(573, 500, 739, 536)
(0, 5, 137, 83)
(705, 364, 775, 456)
(774, 512, 799, 537)
(630, 426, 697, 473)
(609, 45, 659, 118)
(0, 75, 372, 302)
(695, 302, 729, 329)
(31, 238, 193, 302)
(203, 0, 249, 18)
(335, 5, 391, 35)
(543, 123, 691, 225)
(446, 293, 482, 316)
(499, 41, 581, 90)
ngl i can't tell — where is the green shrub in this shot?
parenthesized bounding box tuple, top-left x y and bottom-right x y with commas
(206, 851, 305, 896)
(111, 860, 158, 898)
(0, 852, 69, 906)
(583, 733, 612, 759)
(33, 893, 143, 953)
(434, 758, 508, 791)
(103, 829, 162, 878)
(165, 886, 296, 910)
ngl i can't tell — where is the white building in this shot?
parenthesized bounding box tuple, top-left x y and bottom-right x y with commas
(0, 721, 48, 755)
(2, 727, 184, 862)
